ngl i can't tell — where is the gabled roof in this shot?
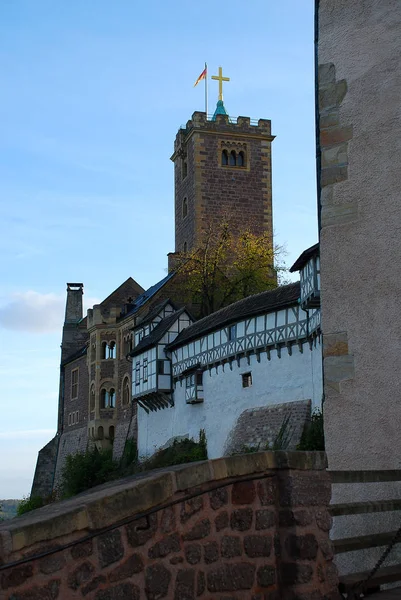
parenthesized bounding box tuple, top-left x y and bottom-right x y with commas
(135, 298, 177, 329)
(129, 308, 188, 357)
(290, 243, 319, 273)
(167, 283, 301, 350)
(100, 277, 144, 309)
(121, 272, 176, 321)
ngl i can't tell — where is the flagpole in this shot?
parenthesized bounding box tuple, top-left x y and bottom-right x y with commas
(205, 62, 208, 119)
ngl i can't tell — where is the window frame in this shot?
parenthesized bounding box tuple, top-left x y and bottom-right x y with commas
(71, 368, 79, 400)
(143, 358, 148, 383)
(242, 372, 252, 388)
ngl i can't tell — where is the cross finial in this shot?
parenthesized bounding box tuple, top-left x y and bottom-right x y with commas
(211, 66, 230, 101)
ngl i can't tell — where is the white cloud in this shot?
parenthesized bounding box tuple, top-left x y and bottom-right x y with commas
(0, 291, 101, 333)
(0, 291, 64, 332)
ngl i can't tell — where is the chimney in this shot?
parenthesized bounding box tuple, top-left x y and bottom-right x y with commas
(65, 283, 84, 323)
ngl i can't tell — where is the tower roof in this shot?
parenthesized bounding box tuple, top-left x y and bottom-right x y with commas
(212, 99, 228, 121)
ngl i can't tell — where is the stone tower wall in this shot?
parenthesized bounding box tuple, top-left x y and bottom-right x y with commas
(172, 112, 274, 253)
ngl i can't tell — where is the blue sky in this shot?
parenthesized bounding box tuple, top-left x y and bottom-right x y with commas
(0, 0, 317, 499)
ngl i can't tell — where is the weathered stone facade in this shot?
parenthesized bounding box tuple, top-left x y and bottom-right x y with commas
(1, 453, 340, 600)
(171, 111, 274, 254)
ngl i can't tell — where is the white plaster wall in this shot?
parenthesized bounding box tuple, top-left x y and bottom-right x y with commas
(137, 340, 322, 459)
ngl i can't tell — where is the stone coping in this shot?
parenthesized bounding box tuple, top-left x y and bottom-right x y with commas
(0, 451, 326, 560)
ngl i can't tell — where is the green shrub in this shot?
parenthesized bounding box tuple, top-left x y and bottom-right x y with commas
(60, 447, 118, 498)
(297, 409, 325, 451)
(17, 495, 44, 516)
(142, 430, 208, 471)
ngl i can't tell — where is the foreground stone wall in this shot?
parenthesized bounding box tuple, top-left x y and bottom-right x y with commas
(0, 452, 339, 599)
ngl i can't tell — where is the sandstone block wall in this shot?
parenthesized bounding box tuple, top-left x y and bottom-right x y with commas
(0, 452, 339, 600)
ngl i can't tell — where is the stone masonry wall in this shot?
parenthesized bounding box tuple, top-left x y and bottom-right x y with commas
(0, 452, 340, 600)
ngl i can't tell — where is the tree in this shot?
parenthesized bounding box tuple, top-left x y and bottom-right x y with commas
(176, 219, 286, 317)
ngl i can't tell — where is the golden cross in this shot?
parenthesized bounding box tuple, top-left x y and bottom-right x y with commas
(211, 66, 230, 101)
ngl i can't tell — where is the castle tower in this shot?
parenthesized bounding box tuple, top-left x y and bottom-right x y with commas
(170, 105, 275, 258)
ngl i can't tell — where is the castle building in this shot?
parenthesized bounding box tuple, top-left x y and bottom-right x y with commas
(32, 96, 306, 499)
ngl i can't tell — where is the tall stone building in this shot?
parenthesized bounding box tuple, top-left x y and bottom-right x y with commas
(32, 98, 276, 498)
(169, 108, 274, 260)
(316, 0, 401, 578)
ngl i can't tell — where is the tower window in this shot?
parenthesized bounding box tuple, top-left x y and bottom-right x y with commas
(122, 377, 131, 405)
(143, 358, 148, 382)
(237, 151, 245, 167)
(71, 368, 79, 399)
(182, 158, 188, 180)
(222, 149, 228, 165)
(182, 197, 188, 219)
(183, 241, 188, 253)
(109, 388, 116, 408)
(90, 384, 95, 411)
(229, 151, 236, 166)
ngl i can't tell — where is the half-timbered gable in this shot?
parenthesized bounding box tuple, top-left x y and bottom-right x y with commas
(290, 243, 320, 310)
(130, 308, 193, 412)
(136, 282, 322, 460)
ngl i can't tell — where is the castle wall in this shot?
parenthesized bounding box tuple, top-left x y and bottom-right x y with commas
(63, 354, 89, 432)
(0, 452, 339, 600)
(317, 0, 401, 577)
(53, 426, 88, 491)
(137, 341, 322, 459)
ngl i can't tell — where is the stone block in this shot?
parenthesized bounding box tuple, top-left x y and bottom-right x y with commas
(207, 563, 256, 592)
(318, 63, 336, 86)
(204, 541, 219, 564)
(255, 509, 275, 530)
(97, 530, 124, 568)
(174, 568, 195, 600)
(324, 355, 355, 391)
(320, 110, 339, 129)
(126, 513, 157, 548)
(257, 479, 276, 505)
(321, 166, 348, 187)
(1, 563, 33, 590)
(231, 481, 256, 505)
(244, 535, 272, 557)
(182, 518, 211, 541)
(321, 144, 348, 168)
(321, 201, 358, 226)
(281, 563, 313, 584)
(230, 508, 253, 531)
(71, 539, 93, 560)
(185, 543, 202, 564)
(215, 511, 229, 532)
(145, 564, 172, 600)
(81, 575, 106, 596)
(148, 533, 181, 559)
(161, 506, 176, 533)
(39, 554, 66, 575)
(278, 472, 331, 507)
(256, 564, 276, 588)
(68, 561, 95, 590)
(180, 497, 203, 523)
(197, 571, 205, 596)
(209, 487, 228, 510)
(6, 579, 60, 600)
(95, 582, 140, 600)
(323, 332, 349, 357)
(221, 535, 242, 558)
(279, 509, 313, 528)
(108, 554, 144, 582)
(319, 80, 347, 110)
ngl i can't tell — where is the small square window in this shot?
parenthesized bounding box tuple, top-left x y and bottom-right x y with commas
(242, 372, 252, 388)
(143, 358, 148, 382)
(228, 325, 237, 341)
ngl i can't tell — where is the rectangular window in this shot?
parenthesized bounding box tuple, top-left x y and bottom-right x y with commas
(135, 361, 140, 386)
(68, 413, 71, 426)
(71, 368, 79, 399)
(157, 359, 165, 375)
(75, 411, 79, 424)
(242, 372, 252, 388)
(228, 325, 237, 341)
(143, 358, 148, 382)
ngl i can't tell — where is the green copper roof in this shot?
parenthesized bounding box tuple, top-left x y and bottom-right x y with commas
(212, 99, 228, 121)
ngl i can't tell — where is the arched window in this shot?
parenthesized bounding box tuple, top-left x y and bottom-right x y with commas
(183, 241, 188, 253)
(182, 159, 188, 179)
(222, 150, 228, 166)
(108, 341, 116, 359)
(98, 426, 104, 440)
(237, 151, 245, 167)
(182, 197, 188, 218)
(109, 388, 116, 408)
(90, 385, 95, 411)
(100, 389, 107, 409)
(229, 151, 236, 166)
(101, 342, 107, 360)
(123, 378, 130, 406)
(109, 425, 115, 441)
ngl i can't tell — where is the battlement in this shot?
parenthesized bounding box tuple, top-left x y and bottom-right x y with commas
(172, 111, 273, 155)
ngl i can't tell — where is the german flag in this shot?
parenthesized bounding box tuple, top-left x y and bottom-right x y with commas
(194, 66, 207, 87)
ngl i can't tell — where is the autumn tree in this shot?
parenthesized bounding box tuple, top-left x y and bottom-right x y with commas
(175, 219, 286, 317)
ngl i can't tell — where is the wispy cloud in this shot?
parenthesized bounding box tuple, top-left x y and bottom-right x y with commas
(0, 291, 101, 333)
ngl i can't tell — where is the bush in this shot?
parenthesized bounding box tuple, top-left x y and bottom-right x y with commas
(61, 447, 118, 498)
(142, 430, 208, 471)
(297, 409, 325, 451)
(17, 495, 44, 516)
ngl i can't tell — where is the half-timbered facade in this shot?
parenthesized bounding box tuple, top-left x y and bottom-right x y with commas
(135, 282, 323, 460)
